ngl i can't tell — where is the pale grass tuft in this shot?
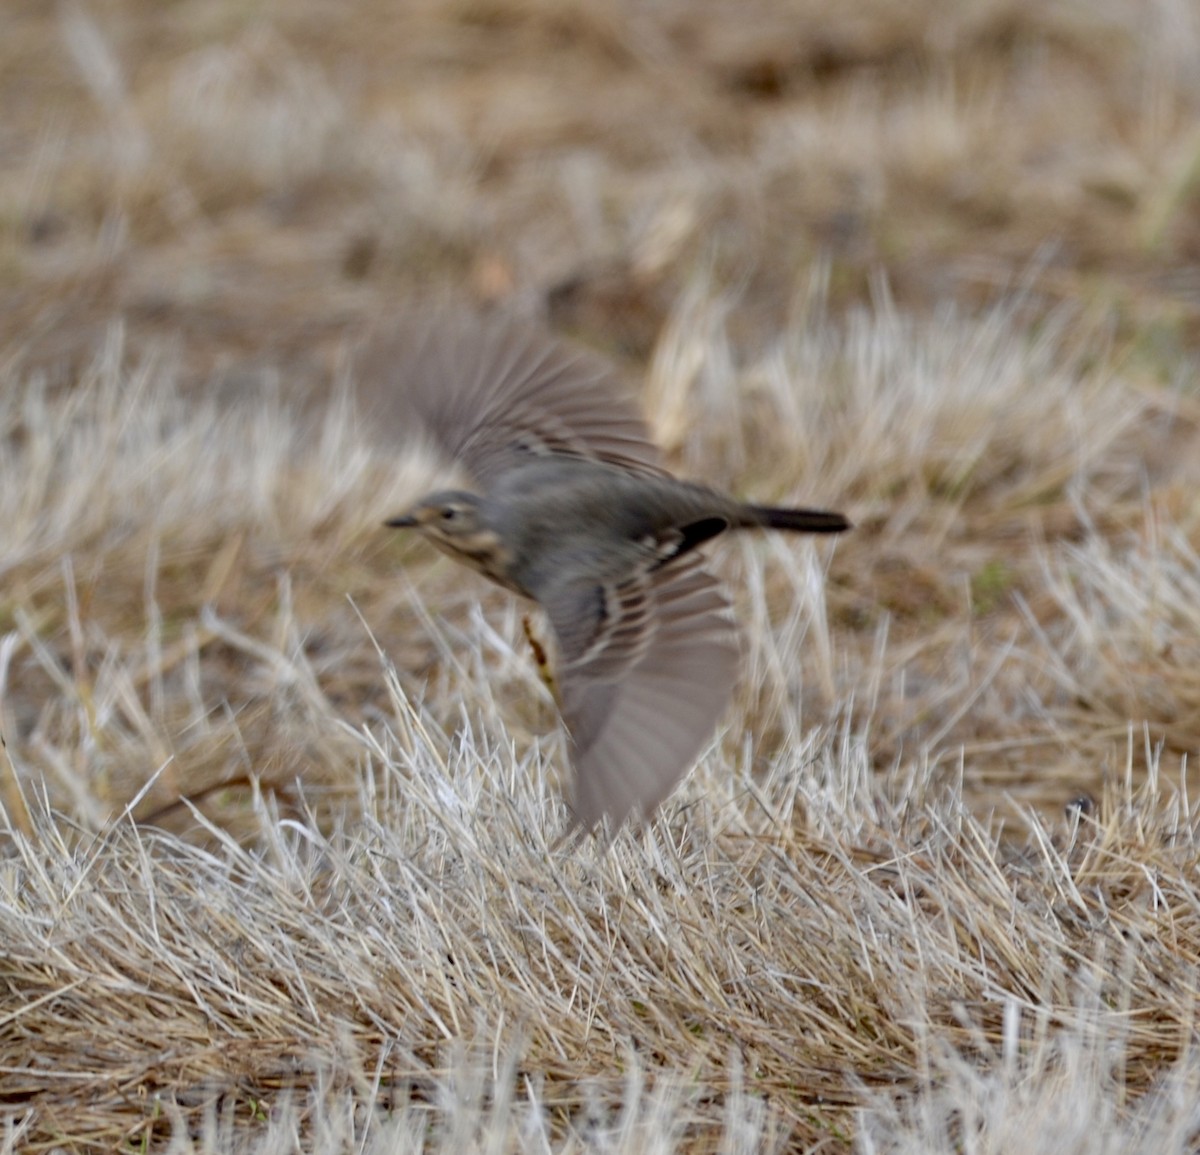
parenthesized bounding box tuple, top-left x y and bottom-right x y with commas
(1024, 518, 1200, 759)
(858, 997, 1200, 1154)
(2, 281, 1200, 1149)
(4, 721, 1199, 1151)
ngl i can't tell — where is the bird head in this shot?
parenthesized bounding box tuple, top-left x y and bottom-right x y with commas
(385, 490, 488, 543)
(386, 489, 523, 594)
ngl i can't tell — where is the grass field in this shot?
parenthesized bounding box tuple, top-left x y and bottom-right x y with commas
(3, 1, 1200, 1150)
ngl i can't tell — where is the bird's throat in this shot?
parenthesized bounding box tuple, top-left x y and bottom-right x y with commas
(426, 529, 525, 595)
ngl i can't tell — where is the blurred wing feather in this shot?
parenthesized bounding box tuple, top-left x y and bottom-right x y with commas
(357, 311, 665, 484)
(542, 557, 741, 833)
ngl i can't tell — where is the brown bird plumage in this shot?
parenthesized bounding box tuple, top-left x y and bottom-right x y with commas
(361, 312, 850, 834)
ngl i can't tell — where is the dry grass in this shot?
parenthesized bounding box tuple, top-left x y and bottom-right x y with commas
(3, 0, 1200, 1151)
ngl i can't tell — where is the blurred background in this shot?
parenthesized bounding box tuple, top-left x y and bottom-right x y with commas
(6, 0, 1200, 385)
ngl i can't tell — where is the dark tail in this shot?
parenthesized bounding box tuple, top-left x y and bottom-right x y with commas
(747, 505, 852, 534)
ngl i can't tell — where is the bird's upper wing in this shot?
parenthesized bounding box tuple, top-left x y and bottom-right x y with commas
(540, 555, 741, 833)
(356, 311, 667, 485)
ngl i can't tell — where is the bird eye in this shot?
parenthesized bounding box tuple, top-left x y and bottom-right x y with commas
(440, 507, 457, 521)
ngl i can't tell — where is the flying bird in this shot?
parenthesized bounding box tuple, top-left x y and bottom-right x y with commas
(364, 312, 849, 835)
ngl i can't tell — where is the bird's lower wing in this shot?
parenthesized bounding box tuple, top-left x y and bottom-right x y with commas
(543, 557, 741, 834)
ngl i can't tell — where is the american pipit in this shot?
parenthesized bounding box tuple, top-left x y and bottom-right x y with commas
(366, 312, 849, 834)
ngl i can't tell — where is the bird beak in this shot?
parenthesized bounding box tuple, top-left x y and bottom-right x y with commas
(385, 513, 417, 528)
